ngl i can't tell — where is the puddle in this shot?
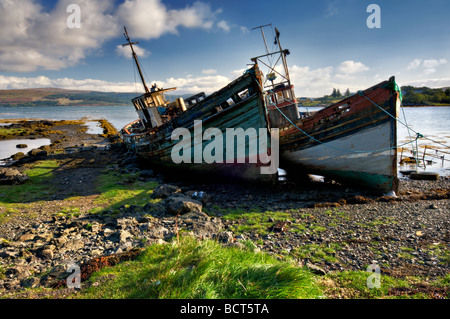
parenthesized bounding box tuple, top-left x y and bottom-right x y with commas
(0, 138, 51, 165)
(85, 120, 104, 135)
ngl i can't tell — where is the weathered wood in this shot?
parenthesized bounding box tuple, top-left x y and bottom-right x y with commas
(278, 78, 401, 194)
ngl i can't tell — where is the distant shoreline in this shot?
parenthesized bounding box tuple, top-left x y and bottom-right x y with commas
(401, 105, 450, 107)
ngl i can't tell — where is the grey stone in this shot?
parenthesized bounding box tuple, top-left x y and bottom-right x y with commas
(0, 167, 29, 185)
(165, 194, 202, 215)
(28, 148, 47, 157)
(213, 231, 234, 244)
(146, 226, 169, 239)
(21, 277, 41, 288)
(152, 184, 181, 198)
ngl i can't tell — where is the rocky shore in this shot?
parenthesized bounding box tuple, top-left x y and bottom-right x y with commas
(0, 119, 449, 298)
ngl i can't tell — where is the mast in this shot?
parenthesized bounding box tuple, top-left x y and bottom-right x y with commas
(251, 23, 272, 56)
(274, 27, 291, 85)
(251, 24, 291, 90)
(122, 26, 150, 93)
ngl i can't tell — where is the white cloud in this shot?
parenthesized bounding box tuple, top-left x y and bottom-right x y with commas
(0, 0, 223, 72)
(117, 0, 219, 39)
(160, 74, 231, 94)
(0, 0, 118, 72)
(0, 72, 232, 95)
(0, 74, 137, 92)
(240, 26, 250, 34)
(202, 69, 217, 75)
(217, 20, 230, 32)
(423, 58, 447, 68)
(116, 44, 149, 59)
(290, 61, 378, 97)
(407, 58, 422, 70)
(324, 1, 339, 18)
(337, 61, 370, 74)
(406, 58, 447, 74)
(403, 77, 450, 88)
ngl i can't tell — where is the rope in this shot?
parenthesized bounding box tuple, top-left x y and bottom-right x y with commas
(401, 104, 418, 163)
(254, 74, 408, 154)
(358, 90, 450, 150)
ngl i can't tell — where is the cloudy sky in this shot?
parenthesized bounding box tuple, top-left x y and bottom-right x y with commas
(0, 0, 449, 97)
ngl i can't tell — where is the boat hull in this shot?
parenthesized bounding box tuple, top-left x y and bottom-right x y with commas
(121, 67, 276, 183)
(279, 78, 400, 193)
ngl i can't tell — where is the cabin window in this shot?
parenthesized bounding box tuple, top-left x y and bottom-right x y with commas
(221, 97, 235, 109)
(138, 99, 146, 110)
(232, 93, 242, 104)
(276, 91, 285, 103)
(239, 89, 249, 100)
(283, 90, 291, 100)
(145, 96, 155, 108)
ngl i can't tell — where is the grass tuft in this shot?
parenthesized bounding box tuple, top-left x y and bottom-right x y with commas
(77, 235, 323, 299)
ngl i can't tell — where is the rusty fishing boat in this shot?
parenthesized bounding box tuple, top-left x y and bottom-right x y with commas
(276, 80, 401, 194)
(120, 24, 400, 193)
(250, 25, 400, 194)
(119, 27, 277, 181)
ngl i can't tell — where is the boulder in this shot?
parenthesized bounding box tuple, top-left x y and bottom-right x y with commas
(186, 190, 211, 204)
(165, 194, 202, 215)
(11, 152, 25, 160)
(213, 231, 234, 244)
(21, 277, 41, 288)
(152, 184, 181, 199)
(409, 171, 439, 181)
(28, 148, 47, 157)
(0, 167, 29, 185)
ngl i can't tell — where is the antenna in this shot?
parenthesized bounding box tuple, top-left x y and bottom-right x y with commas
(251, 23, 272, 55)
(122, 26, 150, 93)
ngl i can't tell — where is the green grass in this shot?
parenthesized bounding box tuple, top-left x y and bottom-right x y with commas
(319, 270, 411, 299)
(220, 208, 292, 236)
(76, 235, 323, 299)
(320, 271, 450, 299)
(0, 160, 58, 204)
(292, 243, 343, 264)
(426, 243, 450, 265)
(89, 168, 160, 214)
(0, 127, 28, 138)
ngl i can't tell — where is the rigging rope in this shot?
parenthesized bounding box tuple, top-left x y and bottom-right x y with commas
(248, 67, 448, 157)
(357, 90, 450, 150)
(247, 68, 406, 154)
(265, 87, 412, 154)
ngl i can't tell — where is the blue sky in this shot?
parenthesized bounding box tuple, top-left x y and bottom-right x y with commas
(0, 0, 449, 97)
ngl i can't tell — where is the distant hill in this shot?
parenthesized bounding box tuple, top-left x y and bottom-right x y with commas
(0, 88, 191, 107)
(401, 85, 450, 106)
(298, 85, 450, 107)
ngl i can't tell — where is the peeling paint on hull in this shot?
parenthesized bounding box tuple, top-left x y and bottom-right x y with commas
(279, 78, 400, 193)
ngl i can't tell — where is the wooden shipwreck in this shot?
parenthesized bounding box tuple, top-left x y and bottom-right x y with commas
(277, 79, 401, 194)
(250, 25, 400, 194)
(119, 24, 400, 194)
(119, 27, 276, 182)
